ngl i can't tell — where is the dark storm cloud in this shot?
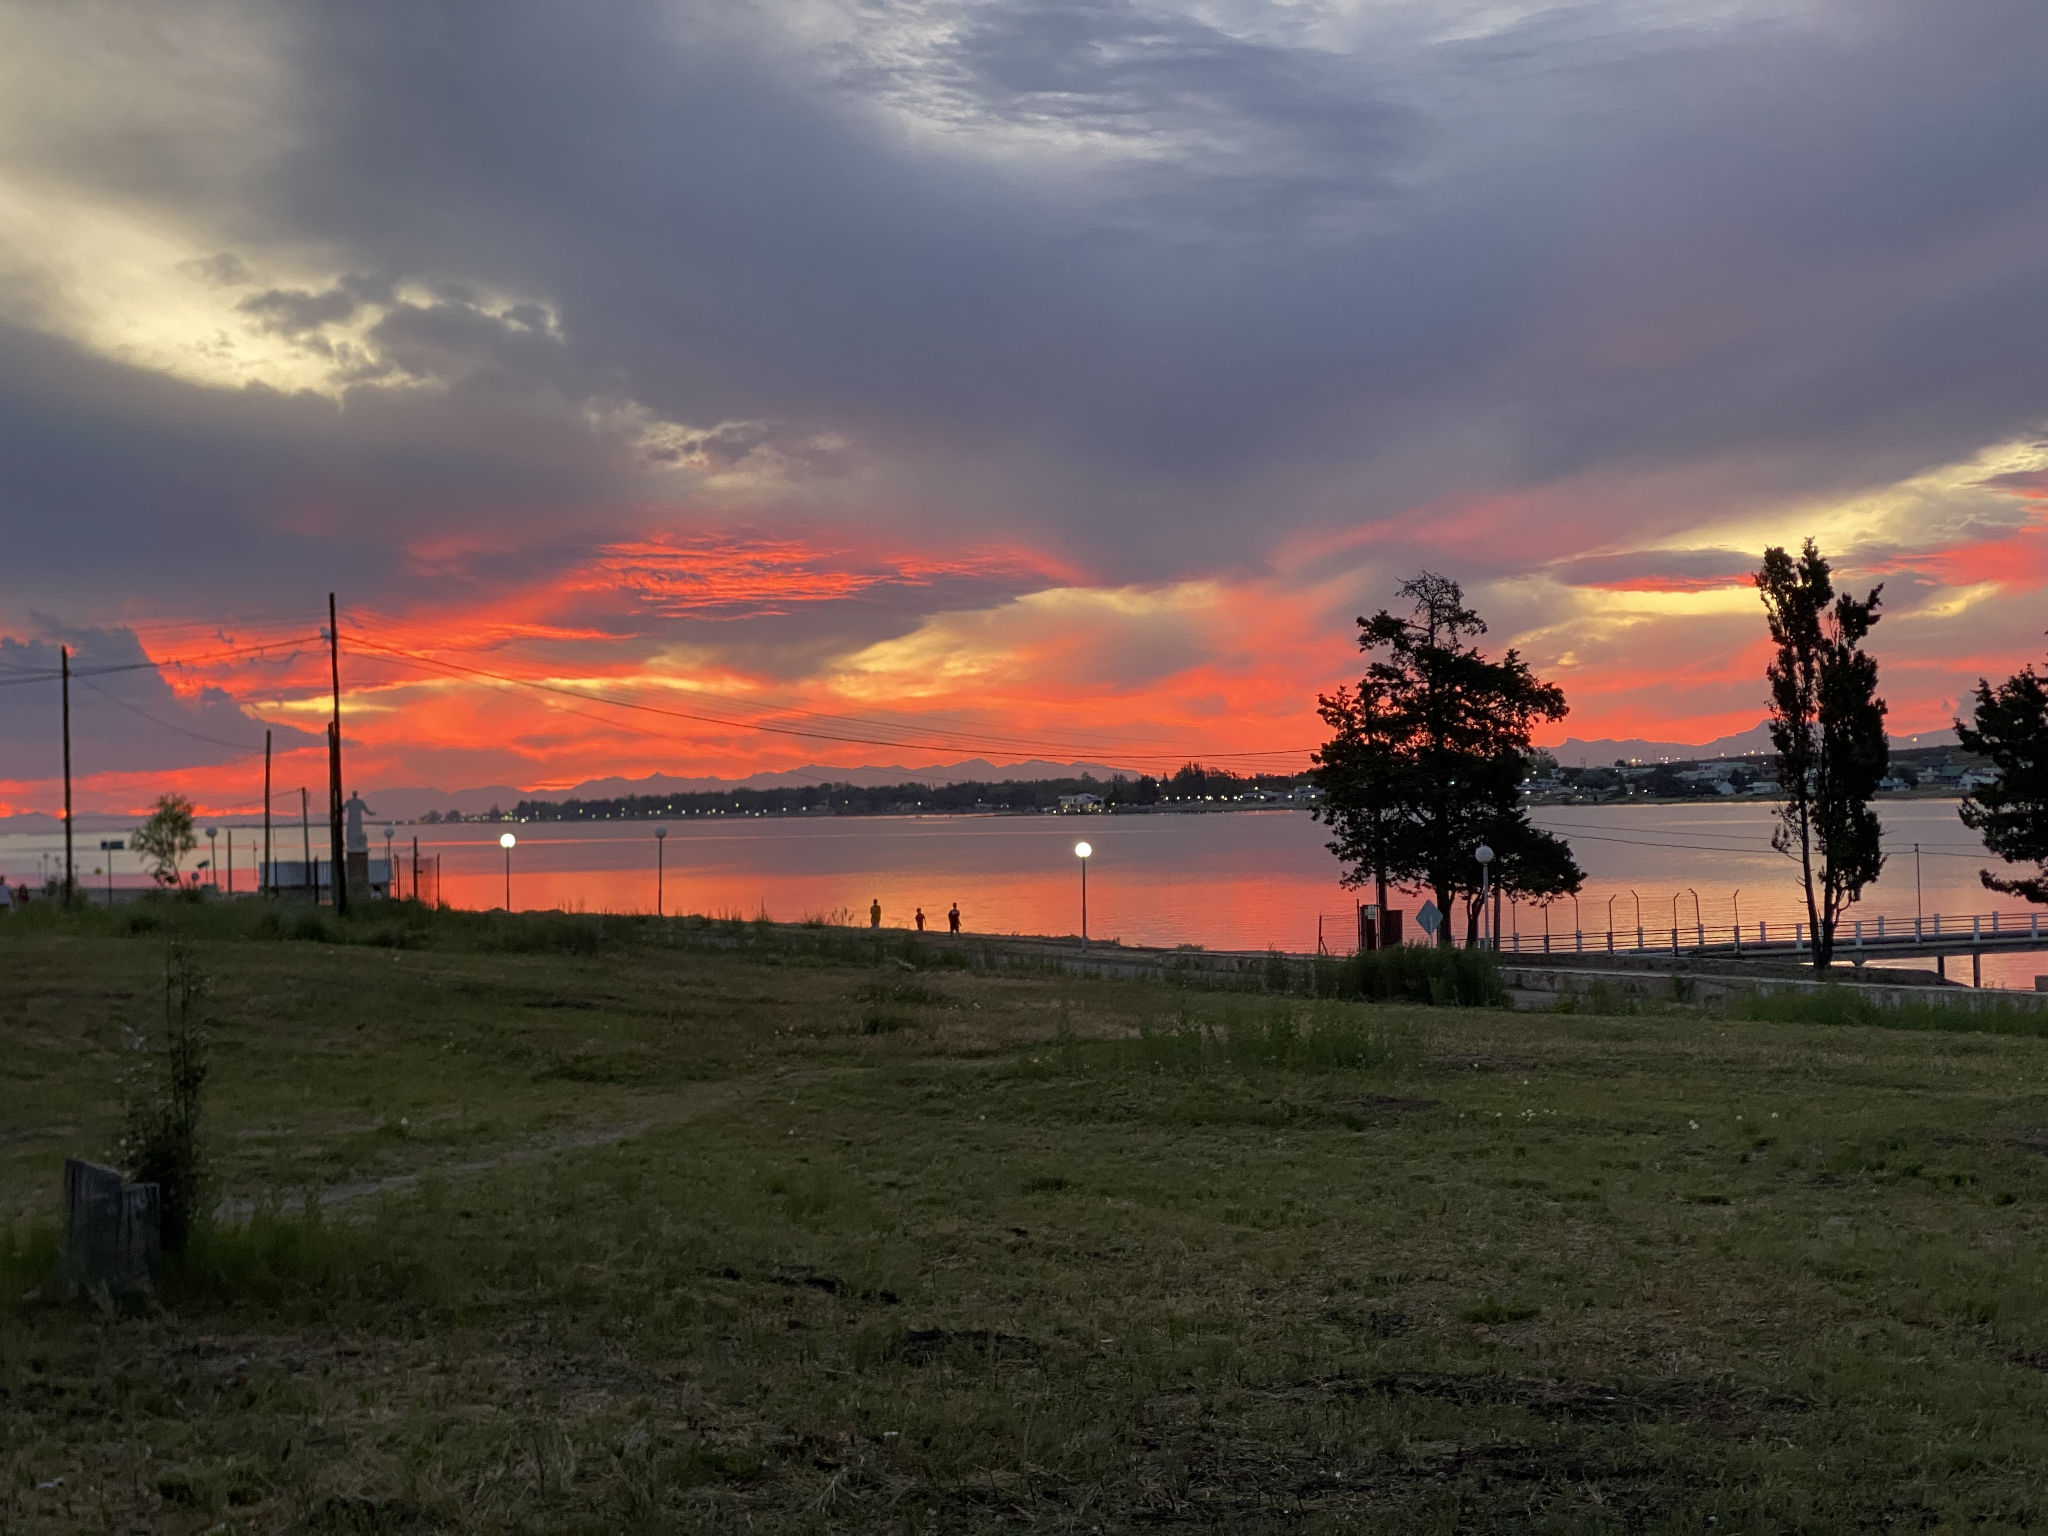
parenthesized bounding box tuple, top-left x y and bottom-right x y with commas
(0, 629, 320, 780)
(239, 270, 397, 338)
(0, 320, 629, 614)
(1550, 547, 1757, 591)
(6, 0, 2048, 596)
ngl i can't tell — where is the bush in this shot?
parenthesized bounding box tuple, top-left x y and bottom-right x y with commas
(1323, 944, 1507, 1007)
(117, 943, 212, 1253)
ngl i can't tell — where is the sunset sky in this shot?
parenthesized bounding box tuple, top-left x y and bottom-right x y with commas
(5, 1, 2048, 817)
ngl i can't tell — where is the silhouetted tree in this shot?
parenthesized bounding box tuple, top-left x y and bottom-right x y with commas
(1756, 541, 1887, 972)
(133, 793, 198, 887)
(1957, 659, 2048, 902)
(1314, 572, 1582, 946)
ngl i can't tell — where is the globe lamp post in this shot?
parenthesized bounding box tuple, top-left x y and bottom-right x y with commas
(1475, 843, 1495, 950)
(1074, 841, 1093, 947)
(206, 827, 219, 890)
(499, 831, 517, 911)
(655, 825, 668, 917)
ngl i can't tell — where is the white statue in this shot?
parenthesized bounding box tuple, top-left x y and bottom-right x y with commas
(343, 790, 375, 854)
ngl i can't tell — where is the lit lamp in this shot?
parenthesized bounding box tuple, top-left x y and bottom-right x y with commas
(655, 825, 668, 917)
(205, 826, 219, 890)
(499, 831, 517, 911)
(1074, 840, 1093, 947)
(1475, 843, 1495, 950)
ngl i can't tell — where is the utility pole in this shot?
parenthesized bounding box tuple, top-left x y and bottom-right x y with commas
(328, 593, 348, 914)
(262, 729, 273, 896)
(300, 786, 312, 899)
(60, 645, 74, 904)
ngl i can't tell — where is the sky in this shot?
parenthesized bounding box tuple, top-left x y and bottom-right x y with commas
(4, 0, 2048, 817)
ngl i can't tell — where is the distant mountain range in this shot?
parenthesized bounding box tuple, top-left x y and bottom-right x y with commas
(1552, 723, 1957, 766)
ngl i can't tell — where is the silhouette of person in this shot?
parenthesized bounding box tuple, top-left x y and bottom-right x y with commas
(869, 898, 882, 929)
(948, 902, 961, 933)
(915, 907, 926, 931)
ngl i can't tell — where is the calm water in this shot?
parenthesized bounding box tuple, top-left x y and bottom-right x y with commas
(5, 800, 2042, 984)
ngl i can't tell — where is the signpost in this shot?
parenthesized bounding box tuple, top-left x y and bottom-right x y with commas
(98, 838, 122, 906)
(1415, 900, 1441, 940)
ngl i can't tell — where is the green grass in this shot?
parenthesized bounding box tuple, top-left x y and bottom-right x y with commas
(8, 905, 2048, 1529)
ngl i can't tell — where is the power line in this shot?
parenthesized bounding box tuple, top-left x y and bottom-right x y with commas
(0, 634, 323, 689)
(76, 677, 268, 757)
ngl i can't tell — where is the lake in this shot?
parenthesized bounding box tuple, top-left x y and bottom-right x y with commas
(5, 799, 2043, 985)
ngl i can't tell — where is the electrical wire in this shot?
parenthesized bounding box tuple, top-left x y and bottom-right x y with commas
(75, 677, 268, 757)
(0, 634, 323, 688)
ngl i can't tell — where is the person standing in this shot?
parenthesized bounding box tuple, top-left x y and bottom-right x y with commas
(948, 902, 961, 933)
(914, 907, 926, 931)
(870, 898, 882, 929)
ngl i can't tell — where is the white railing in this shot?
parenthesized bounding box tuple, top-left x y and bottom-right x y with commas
(1491, 909, 2042, 956)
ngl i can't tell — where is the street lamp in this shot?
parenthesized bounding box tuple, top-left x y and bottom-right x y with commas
(205, 827, 218, 890)
(1475, 845, 1495, 950)
(384, 827, 394, 899)
(499, 831, 517, 911)
(655, 825, 668, 917)
(1074, 841, 1093, 947)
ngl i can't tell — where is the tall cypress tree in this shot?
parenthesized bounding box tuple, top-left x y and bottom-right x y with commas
(1314, 572, 1582, 946)
(1957, 662, 2048, 902)
(1755, 541, 1888, 972)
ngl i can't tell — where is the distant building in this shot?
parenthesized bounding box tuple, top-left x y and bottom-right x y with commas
(1057, 793, 1104, 812)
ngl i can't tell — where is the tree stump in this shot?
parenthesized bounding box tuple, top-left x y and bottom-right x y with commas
(62, 1158, 161, 1297)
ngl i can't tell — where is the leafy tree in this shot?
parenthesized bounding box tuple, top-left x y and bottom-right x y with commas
(132, 793, 198, 887)
(1645, 763, 1687, 798)
(1314, 572, 1583, 947)
(1956, 660, 2048, 902)
(1755, 540, 1888, 971)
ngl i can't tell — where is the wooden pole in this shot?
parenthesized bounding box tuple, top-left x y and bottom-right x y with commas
(262, 729, 272, 895)
(326, 720, 343, 908)
(60, 645, 74, 904)
(328, 594, 348, 914)
(300, 786, 312, 898)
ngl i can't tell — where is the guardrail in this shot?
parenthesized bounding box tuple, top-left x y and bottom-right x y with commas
(1495, 910, 2048, 958)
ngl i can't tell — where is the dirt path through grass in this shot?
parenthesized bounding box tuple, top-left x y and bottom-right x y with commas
(218, 1066, 855, 1218)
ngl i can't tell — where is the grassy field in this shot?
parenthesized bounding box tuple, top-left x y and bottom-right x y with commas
(8, 904, 2048, 1531)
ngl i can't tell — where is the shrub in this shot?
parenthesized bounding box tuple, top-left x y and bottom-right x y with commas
(117, 943, 212, 1253)
(1324, 944, 1507, 1007)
